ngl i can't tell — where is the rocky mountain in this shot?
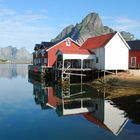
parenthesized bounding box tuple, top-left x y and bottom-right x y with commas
(51, 12, 135, 44)
(0, 46, 32, 63)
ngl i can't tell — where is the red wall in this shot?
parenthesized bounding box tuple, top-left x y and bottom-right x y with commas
(129, 50, 140, 68)
(48, 40, 79, 67)
(47, 87, 61, 108)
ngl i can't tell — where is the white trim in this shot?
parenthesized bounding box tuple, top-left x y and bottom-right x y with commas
(56, 49, 62, 56)
(46, 103, 56, 109)
(115, 119, 128, 136)
(63, 54, 95, 60)
(104, 32, 116, 48)
(117, 32, 131, 50)
(46, 37, 81, 52)
(56, 50, 95, 60)
(104, 32, 131, 50)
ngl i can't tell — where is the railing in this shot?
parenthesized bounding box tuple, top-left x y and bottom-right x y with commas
(56, 61, 94, 69)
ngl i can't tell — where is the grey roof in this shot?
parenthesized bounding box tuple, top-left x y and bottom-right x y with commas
(127, 40, 140, 51)
(34, 44, 43, 50)
(34, 42, 57, 50)
(41, 42, 56, 48)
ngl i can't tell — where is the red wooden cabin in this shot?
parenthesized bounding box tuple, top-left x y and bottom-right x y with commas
(127, 40, 140, 69)
(33, 38, 82, 67)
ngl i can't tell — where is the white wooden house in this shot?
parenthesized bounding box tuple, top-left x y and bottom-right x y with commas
(80, 32, 130, 70)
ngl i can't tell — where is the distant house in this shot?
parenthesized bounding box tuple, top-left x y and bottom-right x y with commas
(80, 32, 130, 71)
(127, 40, 140, 69)
(33, 42, 55, 66)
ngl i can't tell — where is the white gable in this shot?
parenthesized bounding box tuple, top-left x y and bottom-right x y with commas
(104, 100, 128, 136)
(104, 32, 129, 70)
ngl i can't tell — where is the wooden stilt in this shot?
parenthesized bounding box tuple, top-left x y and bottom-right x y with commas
(103, 70, 106, 83)
(116, 70, 118, 75)
(98, 70, 100, 79)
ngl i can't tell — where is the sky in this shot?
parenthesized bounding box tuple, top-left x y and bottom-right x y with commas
(0, 0, 140, 52)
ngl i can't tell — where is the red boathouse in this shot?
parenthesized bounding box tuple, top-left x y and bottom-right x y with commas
(127, 40, 140, 69)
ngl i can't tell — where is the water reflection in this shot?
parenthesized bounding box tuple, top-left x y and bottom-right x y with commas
(0, 64, 28, 78)
(29, 77, 139, 136)
(111, 95, 140, 125)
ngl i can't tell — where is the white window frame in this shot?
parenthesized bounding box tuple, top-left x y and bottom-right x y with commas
(130, 57, 136, 67)
(66, 39, 71, 46)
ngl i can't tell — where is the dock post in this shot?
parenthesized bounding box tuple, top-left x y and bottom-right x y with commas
(98, 70, 100, 79)
(116, 70, 118, 75)
(81, 59, 83, 83)
(61, 59, 65, 80)
(103, 70, 106, 83)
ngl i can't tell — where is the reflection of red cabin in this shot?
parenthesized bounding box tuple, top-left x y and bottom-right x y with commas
(127, 40, 140, 68)
(47, 87, 61, 108)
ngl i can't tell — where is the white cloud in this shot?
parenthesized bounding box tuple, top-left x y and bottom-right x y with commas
(113, 17, 140, 30)
(0, 8, 15, 16)
(114, 17, 138, 24)
(102, 15, 140, 38)
(0, 7, 55, 52)
(112, 24, 138, 31)
(101, 16, 114, 20)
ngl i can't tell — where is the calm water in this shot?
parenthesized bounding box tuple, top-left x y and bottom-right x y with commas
(0, 64, 140, 140)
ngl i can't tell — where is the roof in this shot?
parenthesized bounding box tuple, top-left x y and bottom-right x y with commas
(127, 40, 140, 51)
(57, 48, 95, 55)
(84, 113, 111, 132)
(47, 37, 81, 52)
(80, 32, 116, 50)
(34, 42, 57, 51)
(41, 42, 56, 49)
(34, 44, 43, 50)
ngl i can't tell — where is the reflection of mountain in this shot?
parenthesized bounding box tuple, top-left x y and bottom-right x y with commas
(0, 64, 28, 79)
(111, 95, 140, 124)
(28, 77, 133, 136)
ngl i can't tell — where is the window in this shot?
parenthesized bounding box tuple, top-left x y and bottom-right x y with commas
(35, 51, 38, 57)
(44, 58, 48, 64)
(38, 58, 40, 64)
(96, 57, 99, 63)
(66, 39, 71, 46)
(41, 49, 45, 57)
(95, 104, 98, 110)
(83, 60, 94, 68)
(57, 55, 63, 61)
(34, 58, 36, 65)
